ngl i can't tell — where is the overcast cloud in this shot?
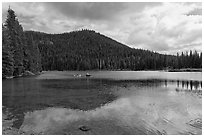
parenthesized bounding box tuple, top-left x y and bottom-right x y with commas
(2, 2, 202, 54)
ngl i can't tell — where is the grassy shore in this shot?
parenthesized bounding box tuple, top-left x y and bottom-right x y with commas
(167, 68, 202, 72)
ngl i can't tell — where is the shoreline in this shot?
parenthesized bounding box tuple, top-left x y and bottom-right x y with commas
(167, 68, 202, 72)
(3, 69, 202, 80)
(3, 71, 43, 80)
(36, 68, 203, 72)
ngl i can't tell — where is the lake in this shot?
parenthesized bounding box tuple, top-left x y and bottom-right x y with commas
(2, 71, 202, 135)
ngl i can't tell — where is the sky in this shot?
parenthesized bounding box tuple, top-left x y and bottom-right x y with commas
(2, 2, 202, 54)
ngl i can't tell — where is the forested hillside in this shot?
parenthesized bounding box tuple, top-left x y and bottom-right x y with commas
(25, 30, 202, 71)
(2, 8, 202, 78)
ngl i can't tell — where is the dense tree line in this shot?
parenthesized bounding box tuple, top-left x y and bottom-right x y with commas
(176, 51, 201, 69)
(26, 30, 202, 71)
(2, 8, 202, 78)
(2, 8, 41, 78)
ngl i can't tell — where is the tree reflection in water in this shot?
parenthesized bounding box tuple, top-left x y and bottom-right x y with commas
(176, 80, 202, 90)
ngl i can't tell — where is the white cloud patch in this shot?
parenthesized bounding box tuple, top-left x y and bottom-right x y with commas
(2, 2, 202, 54)
(126, 3, 202, 54)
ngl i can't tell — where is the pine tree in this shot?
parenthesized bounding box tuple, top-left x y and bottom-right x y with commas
(4, 7, 24, 76)
(2, 25, 14, 78)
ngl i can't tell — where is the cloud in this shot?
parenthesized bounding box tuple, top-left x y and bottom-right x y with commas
(2, 2, 202, 54)
(125, 2, 202, 54)
(44, 2, 161, 21)
(45, 2, 127, 21)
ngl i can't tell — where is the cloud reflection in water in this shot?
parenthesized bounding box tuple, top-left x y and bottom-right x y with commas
(20, 85, 201, 135)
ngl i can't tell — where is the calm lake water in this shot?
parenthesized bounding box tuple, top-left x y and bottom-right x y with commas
(2, 71, 202, 135)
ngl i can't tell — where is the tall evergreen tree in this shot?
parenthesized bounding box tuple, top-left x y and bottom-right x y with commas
(4, 7, 24, 76)
(2, 25, 14, 78)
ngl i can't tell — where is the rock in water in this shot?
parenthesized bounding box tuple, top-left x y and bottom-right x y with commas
(187, 118, 202, 129)
(79, 125, 90, 131)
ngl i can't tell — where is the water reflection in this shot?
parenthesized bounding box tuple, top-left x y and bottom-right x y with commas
(18, 84, 202, 135)
(2, 73, 202, 135)
(176, 80, 202, 90)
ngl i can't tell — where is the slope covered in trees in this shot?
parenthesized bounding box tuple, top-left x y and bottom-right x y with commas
(2, 8, 202, 78)
(25, 30, 202, 71)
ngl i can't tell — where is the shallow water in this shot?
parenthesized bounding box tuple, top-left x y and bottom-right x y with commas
(2, 71, 202, 135)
